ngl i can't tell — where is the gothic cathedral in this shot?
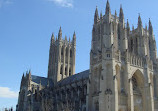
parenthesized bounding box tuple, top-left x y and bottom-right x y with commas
(16, 1, 158, 111)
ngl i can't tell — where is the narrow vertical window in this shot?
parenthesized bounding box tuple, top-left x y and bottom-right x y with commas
(70, 49, 72, 58)
(131, 39, 133, 52)
(69, 68, 71, 76)
(65, 67, 67, 75)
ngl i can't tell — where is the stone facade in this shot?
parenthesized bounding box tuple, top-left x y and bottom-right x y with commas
(16, 1, 158, 111)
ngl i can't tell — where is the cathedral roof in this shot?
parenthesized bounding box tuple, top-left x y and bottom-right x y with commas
(31, 75, 53, 87)
(57, 70, 89, 86)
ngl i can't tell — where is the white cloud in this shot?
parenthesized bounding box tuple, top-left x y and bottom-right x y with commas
(0, 87, 18, 98)
(0, 0, 13, 8)
(48, 0, 73, 8)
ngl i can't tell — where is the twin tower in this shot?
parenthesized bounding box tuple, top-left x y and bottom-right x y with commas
(48, 27, 76, 84)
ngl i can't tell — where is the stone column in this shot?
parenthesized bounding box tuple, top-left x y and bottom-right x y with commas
(63, 46, 66, 76)
(149, 83, 154, 111)
(72, 44, 76, 75)
(112, 58, 118, 111)
(114, 74, 118, 111)
(57, 45, 61, 82)
(67, 46, 70, 76)
(128, 78, 134, 111)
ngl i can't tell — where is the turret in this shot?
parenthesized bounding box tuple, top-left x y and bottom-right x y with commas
(73, 31, 76, 45)
(94, 6, 99, 24)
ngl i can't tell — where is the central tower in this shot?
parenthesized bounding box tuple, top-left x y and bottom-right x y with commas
(48, 27, 76, 84)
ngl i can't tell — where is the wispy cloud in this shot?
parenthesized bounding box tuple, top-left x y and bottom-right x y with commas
(0, 87, 18, 98)
(48, 0, 73, 8)
(0, 0, 13, 8)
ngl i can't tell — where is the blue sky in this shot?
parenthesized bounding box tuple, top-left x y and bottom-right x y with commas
(0, 0, 158, 109)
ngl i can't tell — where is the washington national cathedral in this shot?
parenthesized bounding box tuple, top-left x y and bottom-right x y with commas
(16, 1, 158, 111)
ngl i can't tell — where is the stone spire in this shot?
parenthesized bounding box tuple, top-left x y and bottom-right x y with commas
(58, 26, 62, 40)
(127, 19, 130, 35)
(119, 4, 124, 23)
(65, 36, 67, 43)
(132, 25, 134, 31)
(138, 14, 142, 28)
(73, 31, 76, 45)
(105, 0, 111, 15)
(51, 33, 55, 43)
(149, 18, 153, 36)
(127, 19, 130, 29)
(145, 24, 147, 31)
(28, 70, 31, 80)
(73, 31, 76, 40)
(69, 37, 71, 44)
(115, 10, 117, 18)
(22, 73, 24, 79)
(100, 11, 103, 20)
(94, 6, 99, 24)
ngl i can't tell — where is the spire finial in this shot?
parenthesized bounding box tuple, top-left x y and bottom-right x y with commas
(28, 70, 31, 80)
(22, 73, 25, 79)
(114, 10, 117, 19)
(65, 35, 67, 40)
(149, 18, 152, 27)
(73, 31, 76, 39)
(69, 36, 70, 42)
(106, 0, 111, 15)
(119, 4, 124, 23)
(145, 24, 147, 30)
(138, 13, 142, 28)
(149, 18, 153, 35)
(100, 11, 103, 19)
(127, 19, 130, 29)
(58, 26, 62, 40)
(51, 33, 55, 44)
(94, 6, 99, 24)
(132, 25, 134, 31)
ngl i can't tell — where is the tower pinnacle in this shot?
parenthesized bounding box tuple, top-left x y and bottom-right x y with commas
(138, 14, 142, 28)
(58, 26, 62, 40)
(51, 33, 55, 44)
(149, 18, 153, 36)
(105, 0, 111, 15)
(94, 6, 99, 24)
(127, 19, 130, 28)
(119, 4, 124, 26)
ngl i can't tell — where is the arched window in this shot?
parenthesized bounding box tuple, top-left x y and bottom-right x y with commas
(131, 39, 133, 52)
